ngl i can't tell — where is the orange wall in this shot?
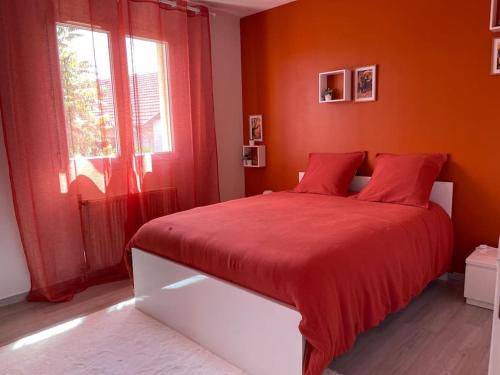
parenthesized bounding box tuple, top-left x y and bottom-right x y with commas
(240, 0, 500, 272)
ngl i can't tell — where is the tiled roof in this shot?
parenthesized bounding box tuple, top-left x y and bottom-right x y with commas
(97, 72, 161, 127)
(128, 72, 161, 127)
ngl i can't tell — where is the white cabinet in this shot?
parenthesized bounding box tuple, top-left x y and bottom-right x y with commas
(489, 241, 500, 374)
(464, 246, 497, 310)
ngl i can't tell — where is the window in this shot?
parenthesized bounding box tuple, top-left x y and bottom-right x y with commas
(56, 25, 172, 159)
(56, 24, 118, 158)
(126, 37, 173, 154)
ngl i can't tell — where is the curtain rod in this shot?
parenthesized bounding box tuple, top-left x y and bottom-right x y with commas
(159, 0, 213, 16)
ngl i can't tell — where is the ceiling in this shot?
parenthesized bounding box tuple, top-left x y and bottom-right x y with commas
(194, 0, 295, 17)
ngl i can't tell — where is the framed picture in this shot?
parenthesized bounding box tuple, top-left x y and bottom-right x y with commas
(354, 65, 377, 102)
(491, 0, 500, 31)
(493, 38, 500, 75)
(249, 115, 263, 142)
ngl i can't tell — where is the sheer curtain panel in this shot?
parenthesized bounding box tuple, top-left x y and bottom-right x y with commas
(0, 0, 219, 302)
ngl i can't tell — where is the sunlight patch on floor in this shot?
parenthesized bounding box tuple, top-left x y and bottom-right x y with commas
(12, 317, 85, 350)
(107, 297, 136, 313)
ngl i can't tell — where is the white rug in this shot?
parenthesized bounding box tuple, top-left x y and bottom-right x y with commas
(0, 299, 340, 375)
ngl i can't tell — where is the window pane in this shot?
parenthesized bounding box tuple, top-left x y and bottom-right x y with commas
(57, 24, 118, 158)
(126, 37, 173, 154)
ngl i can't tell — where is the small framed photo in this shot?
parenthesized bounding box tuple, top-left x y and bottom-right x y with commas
(354, 65, 377, 102)
(249, 115, 263, 142)
(492, 38, 500, 75)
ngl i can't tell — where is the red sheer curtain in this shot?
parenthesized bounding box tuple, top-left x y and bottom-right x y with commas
(0, 0, 219, 302)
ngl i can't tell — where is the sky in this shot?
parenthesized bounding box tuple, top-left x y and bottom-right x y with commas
(60, 25, 160, 79)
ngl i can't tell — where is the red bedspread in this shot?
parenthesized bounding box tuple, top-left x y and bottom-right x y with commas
(128, 192, 453, 375)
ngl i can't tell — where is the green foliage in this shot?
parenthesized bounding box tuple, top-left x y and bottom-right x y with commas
(57, 25, 116, 157)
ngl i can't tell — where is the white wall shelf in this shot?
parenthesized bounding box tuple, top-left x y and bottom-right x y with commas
(491, 0, 500, 31)
(242, 145, 266, 168)
(318, 69, 352, 103)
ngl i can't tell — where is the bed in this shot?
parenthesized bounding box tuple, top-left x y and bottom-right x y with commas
(128, 175, 453, 375)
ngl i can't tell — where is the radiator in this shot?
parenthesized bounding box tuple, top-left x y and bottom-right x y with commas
(79, 188, 178, 273)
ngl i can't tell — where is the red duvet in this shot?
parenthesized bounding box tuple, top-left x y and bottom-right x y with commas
(128, 192, 453, 375)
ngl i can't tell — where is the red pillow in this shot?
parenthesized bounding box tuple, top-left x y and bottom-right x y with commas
(357, 153, 447, 208)
(293, 152, 366, 196)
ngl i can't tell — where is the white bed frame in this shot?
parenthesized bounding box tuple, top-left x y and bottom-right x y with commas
(299, 173, 453, 217)
(133, 175, 453, 375)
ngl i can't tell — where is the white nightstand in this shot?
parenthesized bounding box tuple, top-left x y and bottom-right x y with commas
(464, 245, 498, 310)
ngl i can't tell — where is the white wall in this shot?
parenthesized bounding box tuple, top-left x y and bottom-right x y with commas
(210, 10, 245, 201)
(0, 117, 30, 300)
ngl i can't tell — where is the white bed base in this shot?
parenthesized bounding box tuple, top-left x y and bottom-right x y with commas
(133, 249, 303, 375)
(133, 175, 453, 375)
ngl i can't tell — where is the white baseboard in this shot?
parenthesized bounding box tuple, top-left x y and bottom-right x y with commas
(448, 272, 465, 281)
(0, 292, 27, 307)
(466, 298, 493, 310)
(438, 272, 465, 282)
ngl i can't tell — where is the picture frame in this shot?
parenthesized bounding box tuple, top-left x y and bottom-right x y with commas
(493, 38, 500, 75)
(249, 115, 263, 142)
(490, 0, 500, 31)
(354, 65, 377, 102)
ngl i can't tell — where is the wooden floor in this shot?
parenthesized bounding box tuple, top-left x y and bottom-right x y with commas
(0, 280, 133, 348)
(0, 279, 492, 375)
(330, 279, 492, 375)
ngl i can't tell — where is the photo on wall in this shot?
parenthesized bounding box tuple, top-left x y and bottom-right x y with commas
(354, 65, 377, 102)
(249, 115, 263, 142)
(493, 38, 500, 75)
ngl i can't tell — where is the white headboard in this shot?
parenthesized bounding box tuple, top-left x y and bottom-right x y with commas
(298, 172, 453, 217)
